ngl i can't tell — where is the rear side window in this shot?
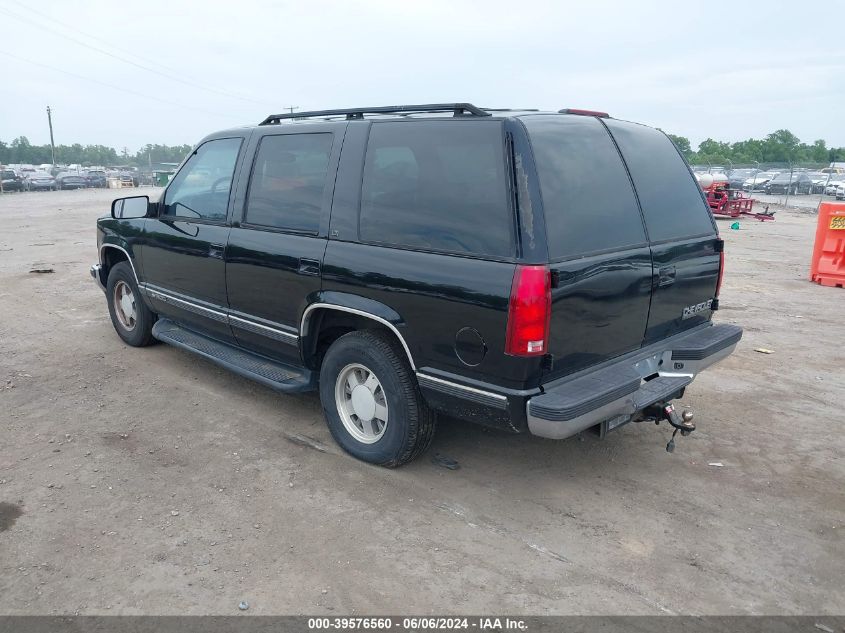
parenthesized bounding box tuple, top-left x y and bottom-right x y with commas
(245, 133, 333, 233)
(604, 119, 715, 242)
(523, 116, 646, 259)
(359, 121, 513, 257)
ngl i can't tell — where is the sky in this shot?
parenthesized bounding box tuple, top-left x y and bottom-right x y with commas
(1, 0, 844, 152)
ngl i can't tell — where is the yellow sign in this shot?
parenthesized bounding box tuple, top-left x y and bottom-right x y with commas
(830, 216, 845, 230)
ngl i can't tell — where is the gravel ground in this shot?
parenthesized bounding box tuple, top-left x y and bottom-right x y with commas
(749, 192, 834, 212)
(0, 188, 843, 615)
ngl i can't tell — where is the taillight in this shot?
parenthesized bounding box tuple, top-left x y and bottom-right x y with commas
(716, 249, 725, 297)
(557, 108, 610, 118)
(715, 238, 725, 297)
(505, 265, 551, 357)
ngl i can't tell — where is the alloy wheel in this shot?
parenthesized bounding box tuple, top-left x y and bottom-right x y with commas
(334, 363, 389, 444)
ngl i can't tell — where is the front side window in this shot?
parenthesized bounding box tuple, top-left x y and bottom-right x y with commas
(162, 137, 242, 221)
(244, 133, 333, 233)
(359, 121, 513, 257)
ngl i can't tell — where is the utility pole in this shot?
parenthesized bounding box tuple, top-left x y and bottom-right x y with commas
(46, 105, 56, 168)
(783, 163, 793, 208)
(286, 106, 299, 115)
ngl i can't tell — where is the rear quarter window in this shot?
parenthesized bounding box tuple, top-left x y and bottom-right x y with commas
(359, 120, 514, 258)
(522, 115, 646, 259)
(604, 119, 715, 243)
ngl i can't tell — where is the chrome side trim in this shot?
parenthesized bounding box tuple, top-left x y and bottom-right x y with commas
(229, 314, 298, 345)
(416, 373, 508, 409)
(138, 283, 302, 342)
(140, 284, 228, 323)
(300, 303, 416, 370)
(99, 244, 140, 285)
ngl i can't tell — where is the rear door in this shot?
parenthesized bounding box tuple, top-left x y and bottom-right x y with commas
(604, 119, 720, 345)
(521, 115, 653, 378)
(224, 124, 343, 363)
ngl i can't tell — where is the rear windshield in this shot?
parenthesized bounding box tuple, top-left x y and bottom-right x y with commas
(522, 115, 646, 259)
(604, 119, 715, 242)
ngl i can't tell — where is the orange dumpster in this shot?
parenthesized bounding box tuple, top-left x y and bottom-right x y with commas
(810, 202, 845, 288)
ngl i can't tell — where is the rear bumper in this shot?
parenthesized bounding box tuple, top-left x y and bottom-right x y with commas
(526, 323, 742, 440)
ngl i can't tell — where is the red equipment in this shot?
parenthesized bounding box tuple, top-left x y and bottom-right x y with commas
(700, 177, 775, 222)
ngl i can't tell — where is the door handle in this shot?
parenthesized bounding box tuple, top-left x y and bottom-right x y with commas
(208, 243, 225, 259)
(657, 265, 676, 287)
(298, 258, 321, 276)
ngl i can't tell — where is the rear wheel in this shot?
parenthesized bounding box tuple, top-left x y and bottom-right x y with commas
(106, 262, 155, 347)
(319, 330, 435, 467)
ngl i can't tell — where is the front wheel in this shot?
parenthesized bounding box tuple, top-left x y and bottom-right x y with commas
(319, 330, 435, 467)
(106, 261, 156, 346)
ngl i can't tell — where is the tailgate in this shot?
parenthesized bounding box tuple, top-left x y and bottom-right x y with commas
(603, 119, 721, 344)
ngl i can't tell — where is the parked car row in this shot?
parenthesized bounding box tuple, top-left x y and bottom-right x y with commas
(0, 167, 129, 192)
(693, 166, 845, 196)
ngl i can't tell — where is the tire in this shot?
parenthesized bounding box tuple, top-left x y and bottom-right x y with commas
(319, 330, 435, 467)
(106, 261, 155, 347)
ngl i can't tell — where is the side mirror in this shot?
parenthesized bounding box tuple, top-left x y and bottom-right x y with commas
(112, 195, 150, 219)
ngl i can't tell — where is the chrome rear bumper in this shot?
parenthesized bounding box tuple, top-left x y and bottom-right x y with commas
(526, 324, 742, 440)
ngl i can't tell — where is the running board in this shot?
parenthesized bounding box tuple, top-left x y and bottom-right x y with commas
(152, 319, 315, 393)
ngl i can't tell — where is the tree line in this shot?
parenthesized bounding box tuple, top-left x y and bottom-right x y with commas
(664, 129, 845, 166)
(0, 137, 192, 167)
(3, 129, 844, 169)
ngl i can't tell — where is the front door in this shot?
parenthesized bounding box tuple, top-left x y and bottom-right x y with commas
(225, 125, 343, 362)
(139, 136, 245, 341)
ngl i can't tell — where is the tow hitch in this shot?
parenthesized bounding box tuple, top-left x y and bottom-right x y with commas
(641, 402, 695, 453)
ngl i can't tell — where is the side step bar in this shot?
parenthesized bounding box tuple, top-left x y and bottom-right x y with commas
(152, 319, 316, 393)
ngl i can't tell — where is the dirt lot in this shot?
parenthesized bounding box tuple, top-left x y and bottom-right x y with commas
(0, 188, 843, 615)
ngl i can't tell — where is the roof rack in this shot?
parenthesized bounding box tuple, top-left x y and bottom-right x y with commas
(482, 108, 540, 112)
(259, 103, 491, 125)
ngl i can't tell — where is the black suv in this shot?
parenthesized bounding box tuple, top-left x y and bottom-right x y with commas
(91, 103, 741, 466)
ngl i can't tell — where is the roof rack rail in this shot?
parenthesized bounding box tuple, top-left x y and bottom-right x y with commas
(259, 103, 491, 125)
